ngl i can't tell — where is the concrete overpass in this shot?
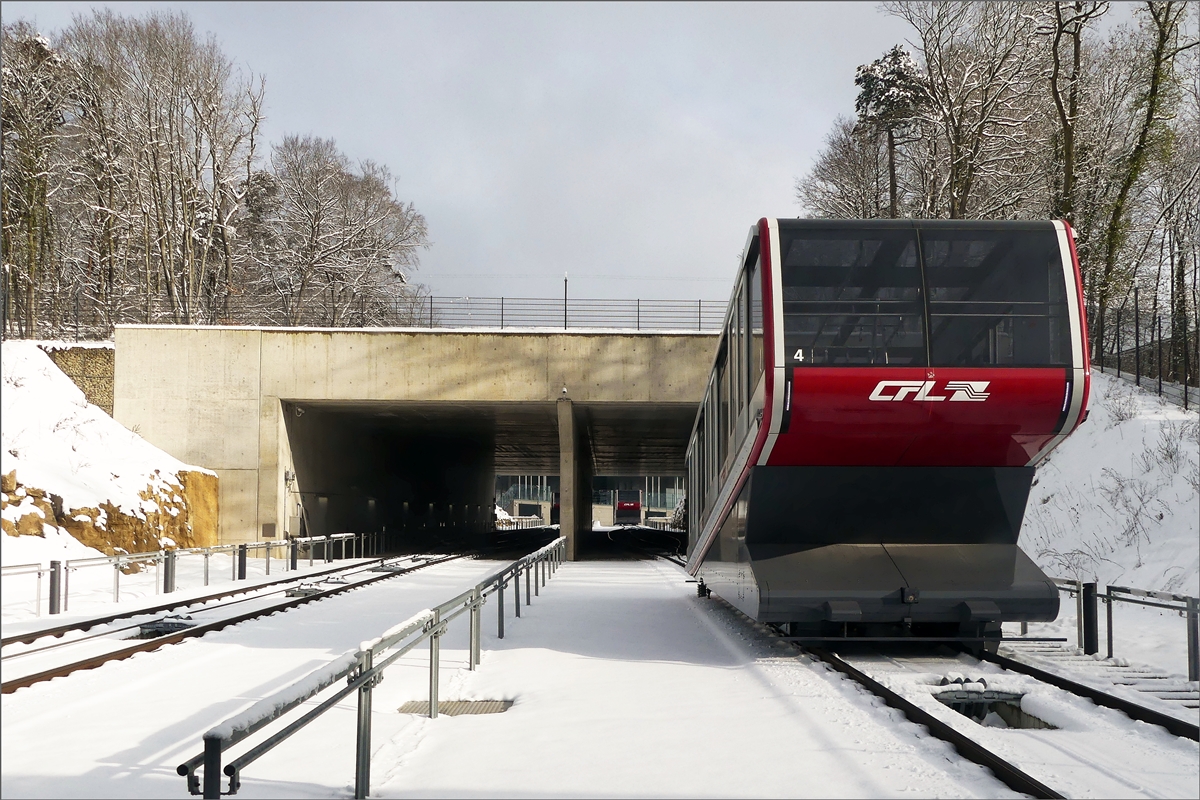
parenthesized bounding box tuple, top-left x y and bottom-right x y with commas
(113, 326, 717, 559)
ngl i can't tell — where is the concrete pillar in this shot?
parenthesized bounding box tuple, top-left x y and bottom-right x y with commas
(558, 399, 577, 560)
(557, 398, 591, 561)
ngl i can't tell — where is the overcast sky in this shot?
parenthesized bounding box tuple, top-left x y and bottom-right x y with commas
(0, 2, 1089, 303)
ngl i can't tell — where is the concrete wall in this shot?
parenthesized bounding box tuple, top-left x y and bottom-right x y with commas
(113, 327, 716, 548)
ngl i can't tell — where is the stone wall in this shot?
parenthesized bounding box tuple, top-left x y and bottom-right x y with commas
(45, 345, 115, 415)
(1, 468, 219, 555)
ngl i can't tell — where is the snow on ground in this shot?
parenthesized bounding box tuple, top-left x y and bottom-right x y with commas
(1, 340, 212, 548)
(1026, 371, 1199, 597)
(7, 559, 1195, 798)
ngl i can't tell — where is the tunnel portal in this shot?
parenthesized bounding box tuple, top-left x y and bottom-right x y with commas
(282, 399, 697, 555)
(113, 326, 717, 559)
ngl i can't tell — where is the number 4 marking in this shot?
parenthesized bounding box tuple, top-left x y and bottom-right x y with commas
(793, 349, 805, 362)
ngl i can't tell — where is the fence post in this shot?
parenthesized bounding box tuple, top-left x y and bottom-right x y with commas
(113, 561, 120, 602)
(1082, 582, 1098, 655)
(526, 561, 532, 605)
(498, 577, 505, 639)
(563, 274, 568, 329)
(469, 590, 479, 670)
(1183, 321, 1190, 411)
(500, 297, 504, 329)
(63, 565, 70, 612)
(428, 610, 441, 719)
(1116, 308, 1122, 378)
(291, 540, 299, 571)
(1157, 316, 1163, 396)
(697, 299, 702, 330)
(1106, 586, 1114, 659)
(204, 552, 210, 586)
(49, 560, 62, 615)
(202, 734, 224, 800)
(1188, 595, 1198, 683)
(265, 543, 271, 576)
(237, 544, 247, 580)
(354, 650, 374, 800)
(637, 298, 640, 330)
(1134, 286, 1141, 386)
(514, 565, 521, 618)
(429, 295, 434, 328)
(165, 550, 176, 593)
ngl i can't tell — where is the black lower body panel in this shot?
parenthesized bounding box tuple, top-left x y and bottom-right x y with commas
(694, 466, 1058, 628)
(750, 543, 1058, 624)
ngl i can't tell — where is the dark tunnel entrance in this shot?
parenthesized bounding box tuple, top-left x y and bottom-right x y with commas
(281, 400, 695, 557)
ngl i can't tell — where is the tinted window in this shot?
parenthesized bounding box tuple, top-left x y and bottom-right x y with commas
(922, 228, 1069, 366)
(780, 228, 926, 366)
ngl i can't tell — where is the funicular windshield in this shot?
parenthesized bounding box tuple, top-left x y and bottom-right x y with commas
(779, 222, 1070, 367)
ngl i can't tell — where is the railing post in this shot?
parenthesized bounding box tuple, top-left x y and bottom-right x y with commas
(534, 557, 540, 597)
(238, 544, 247, 580)
(63, 565, 70, 612)
(1105, 586, 1114, 659)
(204, 551, 210, 586)
(165, 550, 177, 593)
(113, 561, 120, 603)
(428, 611, 441, 719)
(156, 552, 162, 594)
(1075, 580, 1083, 649)
(498, 577, 505, 639)
(1082, 582, 1098, 655)
(526, 561, 532, 604)
(49, 560, 62, 615)
(265, 543, 271, 576)
(202, 734, 224, 800)
(291, 540, 299, 571)
(1188, 595, 1199, 683)
(514, 566, 521, 618)
(468, 590, 479, 670)
(354, 651, 374, 799)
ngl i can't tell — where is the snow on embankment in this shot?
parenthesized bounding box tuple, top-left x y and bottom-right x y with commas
(1026, 371, 1199, 596)
(1, 341, 218, 566)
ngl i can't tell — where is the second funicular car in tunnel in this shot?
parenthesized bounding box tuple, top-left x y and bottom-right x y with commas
(685, 218, 1090, 645)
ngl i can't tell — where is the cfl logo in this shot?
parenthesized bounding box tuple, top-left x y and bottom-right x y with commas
(868, 380, 990, 402)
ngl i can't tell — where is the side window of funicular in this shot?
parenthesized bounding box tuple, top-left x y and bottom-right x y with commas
(779, 226, 926, 366)
(747, 255, 763, 392)
(921, 225, 1069, 367)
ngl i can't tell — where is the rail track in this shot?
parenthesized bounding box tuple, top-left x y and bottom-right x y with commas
(699, 588, 1198, 799)
(1, 554, 461, 695)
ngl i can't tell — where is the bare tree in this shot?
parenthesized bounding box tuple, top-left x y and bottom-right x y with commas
(795, 117, 889, 219)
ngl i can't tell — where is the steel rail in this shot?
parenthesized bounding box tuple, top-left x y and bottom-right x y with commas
(0, 555, 461, 695)
(805, 647, 1064, 800)
(977, 649, 1200, 741)
(1, 558, 424, 663)
(696, 590, 1064, 799)
(1, 557, 391, 648)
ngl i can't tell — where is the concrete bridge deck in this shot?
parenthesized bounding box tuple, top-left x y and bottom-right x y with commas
(113, 326, 717, 558)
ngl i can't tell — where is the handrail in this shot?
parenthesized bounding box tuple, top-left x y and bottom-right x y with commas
(178, 537, 566, 799)
(1050, 577, 1198, 681)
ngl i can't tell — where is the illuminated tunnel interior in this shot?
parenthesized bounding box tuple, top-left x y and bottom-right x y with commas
(282, 400, 695, 554)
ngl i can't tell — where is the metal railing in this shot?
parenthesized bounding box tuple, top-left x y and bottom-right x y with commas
(1052, 578, 1199, 681)
(495, 515, 545, 530)
(1089, 294, 1197, 410)
(420, 296, 726, 331)
(1, 532, 382, 616)
(177, 537, 566, 799)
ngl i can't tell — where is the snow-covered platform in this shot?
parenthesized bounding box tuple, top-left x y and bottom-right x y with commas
(4, 558, 1198, 798)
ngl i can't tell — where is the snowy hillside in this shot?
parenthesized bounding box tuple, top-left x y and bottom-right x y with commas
(1, 341, 217, 565)
(1026, 371, 1199, 596)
